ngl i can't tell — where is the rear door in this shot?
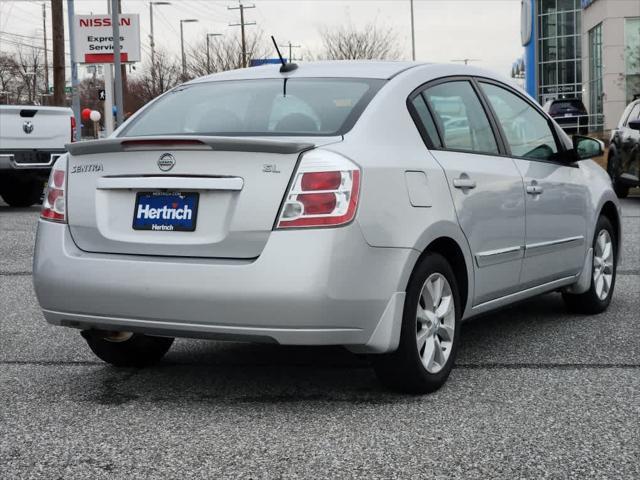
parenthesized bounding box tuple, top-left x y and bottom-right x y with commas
(411, 79, 526, 306)
(477, 80, 588, 288)
(66, 137, 318, 259)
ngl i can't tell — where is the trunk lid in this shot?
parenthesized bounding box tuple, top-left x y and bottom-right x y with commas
(0, 105, 73, 150)
(65, 136, 338, 259)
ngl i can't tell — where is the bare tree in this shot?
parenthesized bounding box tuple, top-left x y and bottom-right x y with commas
(186, 34, 268, 78)
(15, 46, 44, 104)
(126, 49, 181, 106)
(0, 53, 23, 104)
(316, 22, 401, 61)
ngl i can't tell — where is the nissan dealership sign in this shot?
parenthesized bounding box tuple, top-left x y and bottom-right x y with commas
(73, 14, 141, 64)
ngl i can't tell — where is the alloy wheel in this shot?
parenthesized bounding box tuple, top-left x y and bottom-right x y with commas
(593, 229, 614, 301)
(416, 273, 456, 374)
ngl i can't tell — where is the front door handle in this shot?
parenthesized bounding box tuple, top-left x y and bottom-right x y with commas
(526, 185, 543, 195)
(453, 177, 476, 189)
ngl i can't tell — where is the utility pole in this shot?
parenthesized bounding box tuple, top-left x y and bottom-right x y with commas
(117, 0, 128, 117)
(228, 1, 255, 68)
(67, 0, 80, 139)
(179, 19, 198, 80)
(51, 0, 65, 106)
(111, 0, 124, 126)
(149, 2, 171, 94)
(206, 33, 223, 74)
(279, 41, 301, 62)
(42, 3, 49, 97)
(451, 58, 481, 65)
(410, 0, 416, 61)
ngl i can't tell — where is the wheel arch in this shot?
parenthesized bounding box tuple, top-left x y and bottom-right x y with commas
(606, 143, 618, 177)
(600, 200, 621, 261)
(409, 235, 471, 317)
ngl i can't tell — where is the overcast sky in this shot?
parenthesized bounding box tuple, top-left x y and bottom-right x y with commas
(0, 0, 523, 77)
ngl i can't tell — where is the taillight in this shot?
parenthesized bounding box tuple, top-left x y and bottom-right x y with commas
(41, 156, 67, 223)
(277, 150, 360, 229)
(70, 116, 76, 142)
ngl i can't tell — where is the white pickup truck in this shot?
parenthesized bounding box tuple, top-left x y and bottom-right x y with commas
(0, 105, 74, 207)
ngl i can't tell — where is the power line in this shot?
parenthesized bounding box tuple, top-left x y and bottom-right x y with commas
(228, 1, 255, 68)
(279, 42, 301, 62)
(0, 34, 71, 57)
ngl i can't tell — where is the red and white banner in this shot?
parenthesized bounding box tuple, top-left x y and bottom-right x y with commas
(73, 14, 141, 64)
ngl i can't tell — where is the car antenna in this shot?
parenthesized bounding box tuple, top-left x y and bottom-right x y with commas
(271, 35, 298, 73)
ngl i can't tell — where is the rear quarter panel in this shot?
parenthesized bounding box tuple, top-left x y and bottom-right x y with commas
(328, 65, 476, 311)
(579, 160, 622, 257)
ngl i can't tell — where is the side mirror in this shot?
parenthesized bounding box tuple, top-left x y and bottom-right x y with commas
(628, 119, 640, 131)
(572, 135, 604, 161)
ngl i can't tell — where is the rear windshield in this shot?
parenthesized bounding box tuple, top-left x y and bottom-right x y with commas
(549, 100, 586, 115)
(120, 78, 384, 137)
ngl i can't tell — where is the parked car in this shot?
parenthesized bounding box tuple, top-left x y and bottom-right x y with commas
(33, 62, 620, 393)
(542, 98, 589, 135)
(607, 99, 640, 198)
(0, 105, 74, 207)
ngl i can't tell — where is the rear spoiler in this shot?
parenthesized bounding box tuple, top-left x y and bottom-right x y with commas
(66, 136, 314, 156)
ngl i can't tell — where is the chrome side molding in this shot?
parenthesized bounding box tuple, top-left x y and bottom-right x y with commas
(475, 245, 524, 267)
(524, 235, 584, 257)
(475, 235, 585, 268)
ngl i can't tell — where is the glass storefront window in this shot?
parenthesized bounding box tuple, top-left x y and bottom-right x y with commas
(542, 38, 558, 61)
(557, 0, 576, 12)
(589, 23, 603, 117)
(558, 36, 575, 60)
(541, 14, 557, 38)
(625, 18, 640, 103)
(541, 0, 557, 14)
(558, 61, 576, 85)
(536, 0, 582, 104)
(558, 11, 575, 36)
(542, 63, 557, 85)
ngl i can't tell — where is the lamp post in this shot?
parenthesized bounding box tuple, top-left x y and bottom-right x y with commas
(206, 33, 223, 74)
(180, 18, 198, 81)
(410, 0, 415, 61)
(149, 2, 171, 91)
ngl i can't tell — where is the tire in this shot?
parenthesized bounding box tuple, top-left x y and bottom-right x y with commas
(81, 331, 174, 367)
(607, 153, 629, 198)
(373, 253, 461, 394)
(562, 215, 617, 314)
(0, 179, 43, 207)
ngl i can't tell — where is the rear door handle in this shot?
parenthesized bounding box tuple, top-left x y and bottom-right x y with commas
(526, 185, 543, 195)
(453, 178, 476, 189)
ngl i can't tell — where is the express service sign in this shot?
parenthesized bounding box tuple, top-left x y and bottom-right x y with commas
(73, 14, 141, 64)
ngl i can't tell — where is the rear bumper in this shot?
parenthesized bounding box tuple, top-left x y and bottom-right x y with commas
(0, 150, 65, 170)
(33, 220, 417, 353)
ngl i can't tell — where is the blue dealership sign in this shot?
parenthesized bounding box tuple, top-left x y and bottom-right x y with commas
(250, 58, 288, 67)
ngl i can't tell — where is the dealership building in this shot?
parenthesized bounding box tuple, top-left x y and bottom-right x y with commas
(521, 0, 640, 131)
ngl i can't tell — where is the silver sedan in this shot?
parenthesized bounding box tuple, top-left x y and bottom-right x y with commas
(33, 61, 620, 393)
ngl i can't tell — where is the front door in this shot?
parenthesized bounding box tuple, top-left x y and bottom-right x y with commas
(413, 80, 526, 305)
(477, 81, 588, 288)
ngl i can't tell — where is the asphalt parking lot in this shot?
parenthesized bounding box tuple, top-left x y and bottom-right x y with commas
(1, 197, 638, 479)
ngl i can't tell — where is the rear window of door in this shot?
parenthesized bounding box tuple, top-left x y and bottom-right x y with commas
(479, 82, 559, 161)
(419, 81, 499, 155)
